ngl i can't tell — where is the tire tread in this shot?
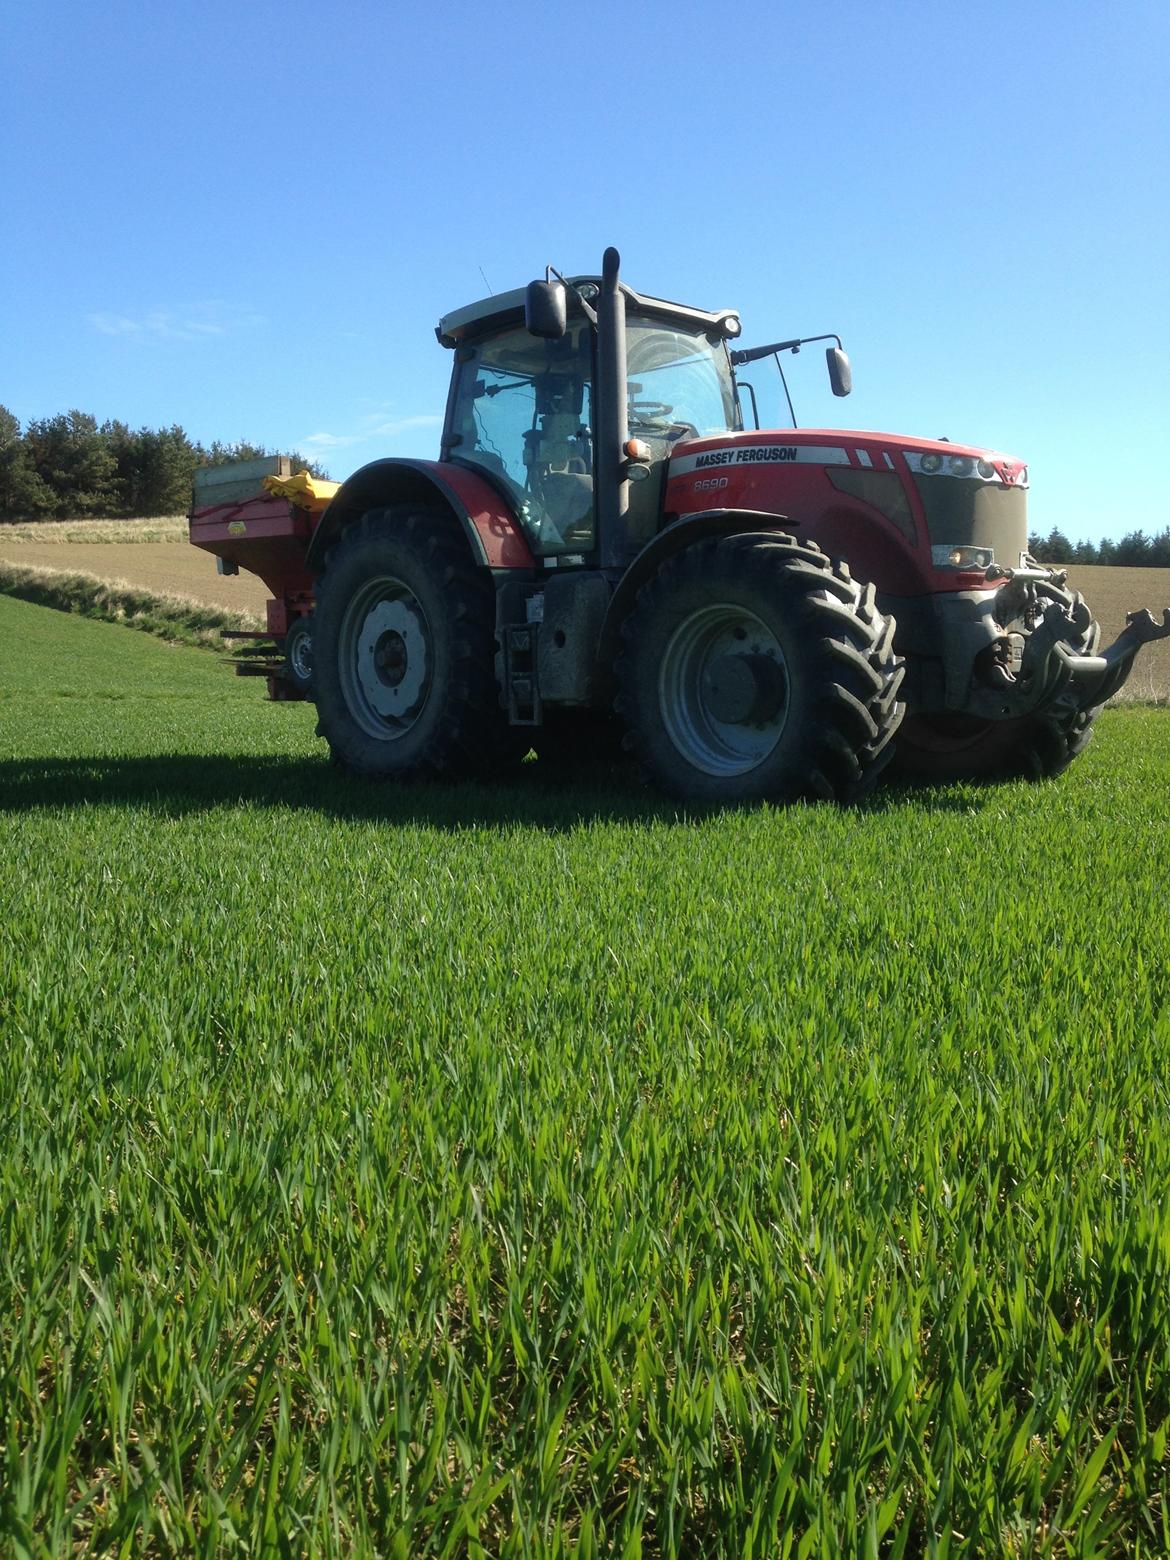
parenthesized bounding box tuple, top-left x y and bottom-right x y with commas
(615, 532, 905, 805)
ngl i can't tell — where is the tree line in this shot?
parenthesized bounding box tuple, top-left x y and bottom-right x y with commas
(2, 407, 1166, 566)
(0, 407, 327, 522)
(1027, 526, 1170, 568)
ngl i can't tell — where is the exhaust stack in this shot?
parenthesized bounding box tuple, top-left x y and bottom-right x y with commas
(596, 246, 630, 572)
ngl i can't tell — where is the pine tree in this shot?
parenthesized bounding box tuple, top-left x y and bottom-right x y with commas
(136, 425, 198, 515)
(0, 406, 55, 519)
(24, 411, 119, 517)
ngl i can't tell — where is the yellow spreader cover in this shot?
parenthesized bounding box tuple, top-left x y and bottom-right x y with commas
(261, 471, 341, 513)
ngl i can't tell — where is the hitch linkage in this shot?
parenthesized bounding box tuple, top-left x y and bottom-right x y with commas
(1033, 603, 1170, 712)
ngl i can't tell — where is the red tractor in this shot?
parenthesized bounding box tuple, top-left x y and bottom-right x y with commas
(190, 247, 1169, 803)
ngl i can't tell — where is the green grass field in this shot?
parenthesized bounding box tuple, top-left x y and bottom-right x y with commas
(2, 594, 1169, 1556)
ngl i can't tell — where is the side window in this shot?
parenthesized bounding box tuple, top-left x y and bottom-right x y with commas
(459, 366, 535, 489)
(451, 326, 595, 558)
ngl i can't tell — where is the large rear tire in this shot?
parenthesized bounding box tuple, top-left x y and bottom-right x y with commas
(311, 508, 514, 779)
(615, 533, 904, 806)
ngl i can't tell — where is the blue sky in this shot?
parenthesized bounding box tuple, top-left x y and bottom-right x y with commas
(4, 0, 1167, 543)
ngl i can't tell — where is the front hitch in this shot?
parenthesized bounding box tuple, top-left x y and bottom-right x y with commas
(992, 554, 1170, 712)
(1037, 604, 1170, 710)
(956, 559, 1170, 718)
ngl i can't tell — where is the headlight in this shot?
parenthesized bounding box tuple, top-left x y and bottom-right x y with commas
(722, 315, 742, 338)
(932, 544, 994, 570)
(905, 450, 1002, 482)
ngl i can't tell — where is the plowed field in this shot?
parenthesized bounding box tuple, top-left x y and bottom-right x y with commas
(1064, 565, 1170, 702)
(0, 538, 270, 614)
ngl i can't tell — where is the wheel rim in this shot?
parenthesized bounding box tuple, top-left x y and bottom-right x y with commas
(659, 604, 789, 776)
(288, 623, 313, 683)
(339, 576, 432, 740)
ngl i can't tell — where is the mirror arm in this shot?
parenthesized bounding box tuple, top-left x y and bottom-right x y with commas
(731, 332, 842, 368)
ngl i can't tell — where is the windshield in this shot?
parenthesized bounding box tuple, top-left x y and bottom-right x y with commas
(626, 321, 741, 439)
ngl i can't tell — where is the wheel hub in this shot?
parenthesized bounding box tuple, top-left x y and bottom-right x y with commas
(373, 629, 408, 685)
(659, 604, 790, 776)
(355, 598, 428, 719)
(287, 624, 313, 682)
(701, 653, 786, 725)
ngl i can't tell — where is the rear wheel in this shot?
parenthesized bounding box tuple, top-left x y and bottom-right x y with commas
(311, 508, 514, 779)
(615, 533, 905, 805)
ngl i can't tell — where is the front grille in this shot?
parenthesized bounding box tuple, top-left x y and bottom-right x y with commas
(912, 475, 1027, 559)
(826, 468, 917, 543)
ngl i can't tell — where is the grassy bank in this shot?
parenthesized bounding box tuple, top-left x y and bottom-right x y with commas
(0, 516, 188, 544)
(0, 560, 263, 650)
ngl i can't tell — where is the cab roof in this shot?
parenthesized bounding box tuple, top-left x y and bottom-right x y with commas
(437, 277, 740, 347)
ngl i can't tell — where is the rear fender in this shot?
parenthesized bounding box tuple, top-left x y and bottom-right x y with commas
(597, 508, 796, 666)
(306, 458, 534, 571)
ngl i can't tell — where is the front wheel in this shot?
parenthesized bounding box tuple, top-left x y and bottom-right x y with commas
(894, 706, 1098, 783)
(615, 533, 905, 805)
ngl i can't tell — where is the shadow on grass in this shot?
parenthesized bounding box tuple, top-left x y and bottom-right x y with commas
(0, 750, 983, 831)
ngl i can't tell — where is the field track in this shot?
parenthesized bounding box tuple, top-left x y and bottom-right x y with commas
(2, 529, 1166, 700)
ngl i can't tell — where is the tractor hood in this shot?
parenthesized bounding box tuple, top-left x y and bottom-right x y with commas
(665, 430, 1031, 596)
(667, 429, 1027, 488)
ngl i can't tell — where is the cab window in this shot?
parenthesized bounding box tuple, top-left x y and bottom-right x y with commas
(626, 322, 741, 440)
(450, 323, 594, 558)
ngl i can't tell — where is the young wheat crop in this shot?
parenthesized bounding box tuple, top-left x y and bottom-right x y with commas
(2, 597, 1169, 1555)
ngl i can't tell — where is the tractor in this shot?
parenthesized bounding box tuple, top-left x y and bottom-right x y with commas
(190, 247, 1170, 803)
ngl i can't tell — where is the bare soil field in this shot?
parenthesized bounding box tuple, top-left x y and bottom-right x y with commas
(0, 539, 269, 615)
(1, 530, 1166, 700)
(1065, 565, 1170, 703)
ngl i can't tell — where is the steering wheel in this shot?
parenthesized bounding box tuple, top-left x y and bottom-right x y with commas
(629, 400, 674, 421)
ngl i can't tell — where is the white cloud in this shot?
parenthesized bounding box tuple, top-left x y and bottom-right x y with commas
(363, 413, 443, 438)
(300, 430, 361, 450)
(88, 302, 265, 343)
(299, 413, 443, 454)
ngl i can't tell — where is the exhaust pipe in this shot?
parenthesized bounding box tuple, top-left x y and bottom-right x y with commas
(596, 246, 629, 573)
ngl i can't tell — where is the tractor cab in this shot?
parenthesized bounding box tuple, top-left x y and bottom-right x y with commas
(438, 277, 744, 566)
(444, 317, 597, 558)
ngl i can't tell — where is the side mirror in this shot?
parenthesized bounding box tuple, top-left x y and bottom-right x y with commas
(525, 280, 567, 340)
(827, 346, 852, 397)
